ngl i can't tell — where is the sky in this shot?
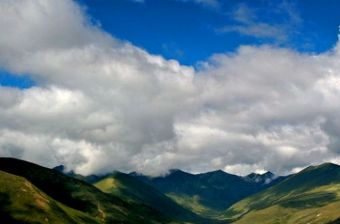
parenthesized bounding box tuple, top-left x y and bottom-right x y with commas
(1, 0, 340, 176)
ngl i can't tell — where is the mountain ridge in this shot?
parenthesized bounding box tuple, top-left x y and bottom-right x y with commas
(2, 157, 340, 224)
(130, 166, 287, 217)
(0, 157, 172, 224)
(226, 162, 340, 224)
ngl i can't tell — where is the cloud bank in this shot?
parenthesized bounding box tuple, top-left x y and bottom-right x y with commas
(1, 0, 340, 176)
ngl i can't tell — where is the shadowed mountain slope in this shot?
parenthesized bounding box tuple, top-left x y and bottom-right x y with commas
(6, 157, 340, 224)
(130, 169, 285, 217)
(0, 170, 99, 224)
(92, 171, 217, 224)
(0, 158, 172, 224)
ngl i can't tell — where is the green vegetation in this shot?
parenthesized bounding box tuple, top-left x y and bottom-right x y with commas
(3, 158, 340, 224)
(0, 170, 99, 224)
(132, 169, 284, 218)
(93, 171, 214, 224)
(166, 193, 222, 219)
(225, 163, 340, 224)
(0, 158, 172, 224)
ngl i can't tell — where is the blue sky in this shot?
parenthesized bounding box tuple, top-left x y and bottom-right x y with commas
(1, 0, 340, 88)
(77, 0, 340, 64)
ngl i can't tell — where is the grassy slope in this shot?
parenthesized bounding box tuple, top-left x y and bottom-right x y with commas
(5, 157, 340, 224)
(0, 170, 99, 224)
(0, 158, 171, 224)
(226, 163, 340, 224)
(166, 193, 222, 219)
(132, 170, 285, 219)
(93, 172, 215, 224)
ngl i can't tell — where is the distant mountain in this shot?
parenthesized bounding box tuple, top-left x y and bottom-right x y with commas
(6, 157, 340, 224)
(52, 164, 66, 173)
(0, 158, 171, 224)
(53, 165, 215, 223)
(52, 165, 104, 183)
(92, 171, 214, 224)
(244, 171, 275, 184)
(243, 171, 287, 186)
(225, 163, 340, 224)
(130, 168, 286, 217)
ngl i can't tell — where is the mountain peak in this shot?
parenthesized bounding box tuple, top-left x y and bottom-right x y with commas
(262, 171, 275, 177)
(214, 169, 226, 174)
(303, 162, 340, 173)
(244, 171, 276, 184)
(129, 171, 141, 176)
(52, 165, 66, 173)
(319, 162, 340, 168)
(168, 169, 191, 176)
(264, 171, 274, 174)
(202, 169, 227, 175)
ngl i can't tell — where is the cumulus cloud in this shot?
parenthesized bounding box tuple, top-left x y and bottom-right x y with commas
(0, 0, 340, 176)
(0, 0, 196, 176)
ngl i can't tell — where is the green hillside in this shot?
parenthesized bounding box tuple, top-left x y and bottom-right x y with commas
(131, 169, 284, 218)
(0, 158, 172, 224)
(3, 157, 340, 224)
(93, 171, 214, 224)
(225, 163, 340, 224)
(0, 170, 99, 224)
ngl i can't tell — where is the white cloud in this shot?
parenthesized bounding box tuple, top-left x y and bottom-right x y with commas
(219, 23, 287, 42)
(0, 0, 340, 176)
(177, 0, 220, 8)
(217, 2, 301, 43)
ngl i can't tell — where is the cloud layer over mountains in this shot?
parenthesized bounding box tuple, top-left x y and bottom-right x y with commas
(1, 0, 340, 176)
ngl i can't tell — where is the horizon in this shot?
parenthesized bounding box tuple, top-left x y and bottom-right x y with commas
(3, 156, 339, 177)
(1, 0, 340, 177)
(42, 160, 340, 177)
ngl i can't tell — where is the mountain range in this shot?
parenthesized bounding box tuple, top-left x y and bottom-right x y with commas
(1, 157, 340, 224)
(130, 169, 285, 218)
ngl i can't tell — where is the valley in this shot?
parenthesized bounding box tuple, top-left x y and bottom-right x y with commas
(1, 157, 340, 224)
